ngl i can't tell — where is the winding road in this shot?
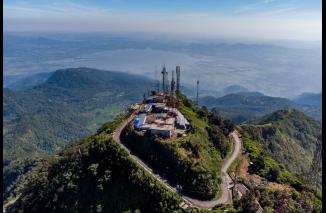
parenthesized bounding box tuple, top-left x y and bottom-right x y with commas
(113, 110, 242, 210)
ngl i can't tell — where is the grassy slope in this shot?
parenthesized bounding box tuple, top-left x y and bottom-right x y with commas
(6, 113, 183, 213)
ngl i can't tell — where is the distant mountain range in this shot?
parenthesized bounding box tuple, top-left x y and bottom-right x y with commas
(293, 92, 322, 106)
(4, 33, 321, 97)
(3, 67, 155, 193)
(199, 91, 321, 123)
(4, 72, 54, 91)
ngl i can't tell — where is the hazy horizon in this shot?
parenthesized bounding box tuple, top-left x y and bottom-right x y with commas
(3, 1, 322, 98)
(4, 0, 322, 41)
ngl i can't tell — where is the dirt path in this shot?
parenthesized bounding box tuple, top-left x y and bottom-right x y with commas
(113, 111, 242, 209)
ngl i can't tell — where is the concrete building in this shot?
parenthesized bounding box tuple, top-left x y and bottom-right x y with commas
(134, 94, 190, 138)
(143, 104, 154, 113)
(133, 113, 147, 129)
(149, 124, 174, 138)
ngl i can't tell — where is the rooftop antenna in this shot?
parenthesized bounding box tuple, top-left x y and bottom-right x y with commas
(196, 80, 199, 105)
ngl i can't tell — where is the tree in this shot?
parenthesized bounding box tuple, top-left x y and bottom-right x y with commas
(237, 190, 259, 213)
(250, 156, 265, 173)
(267, 167, 280, 182)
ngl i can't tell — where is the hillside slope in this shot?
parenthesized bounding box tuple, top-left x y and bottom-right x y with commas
(239, 108, 321, 177)
(3, 67, 155, 194)
(4, 72, 53, 90)
(5, 115, 182, 213)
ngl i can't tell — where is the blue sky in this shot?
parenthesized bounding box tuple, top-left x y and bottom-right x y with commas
(4, 0, 322, 40)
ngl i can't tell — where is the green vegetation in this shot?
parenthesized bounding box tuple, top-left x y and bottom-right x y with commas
(258, 186, 321, 212)
(3, 68, 155, 194)
(240, 109, 321, 176)
(121, 94, 234, 199)
(7, 114, 183, 213)
(237, 108, 322, 212)
(240, 133, 302, 188)
(199, 92, 321, 123)
(234, 190, 260, 213)
(84, 104, 121, 132)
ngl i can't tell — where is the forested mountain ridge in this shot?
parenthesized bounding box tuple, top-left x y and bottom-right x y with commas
(5, 95, 322, 212)
(5, 114, 183, 213)
(293, 92, 322, 106)
(199, 92, 321, 123)
(3, 67, 155, 195)
(5, 94, 235, 212)
(4, 72, 53, 91)
(239, 108, 321, 177)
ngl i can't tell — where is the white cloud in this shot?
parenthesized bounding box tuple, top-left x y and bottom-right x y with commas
(3, 4, 322, 41)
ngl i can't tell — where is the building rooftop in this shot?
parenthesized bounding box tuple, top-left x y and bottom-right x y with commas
(148, 123, 174, 131)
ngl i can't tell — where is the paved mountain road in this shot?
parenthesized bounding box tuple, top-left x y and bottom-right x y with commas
(113, 110, 242, 209)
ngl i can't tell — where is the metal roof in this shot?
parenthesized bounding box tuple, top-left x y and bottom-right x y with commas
(134, 113, 147, 128)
